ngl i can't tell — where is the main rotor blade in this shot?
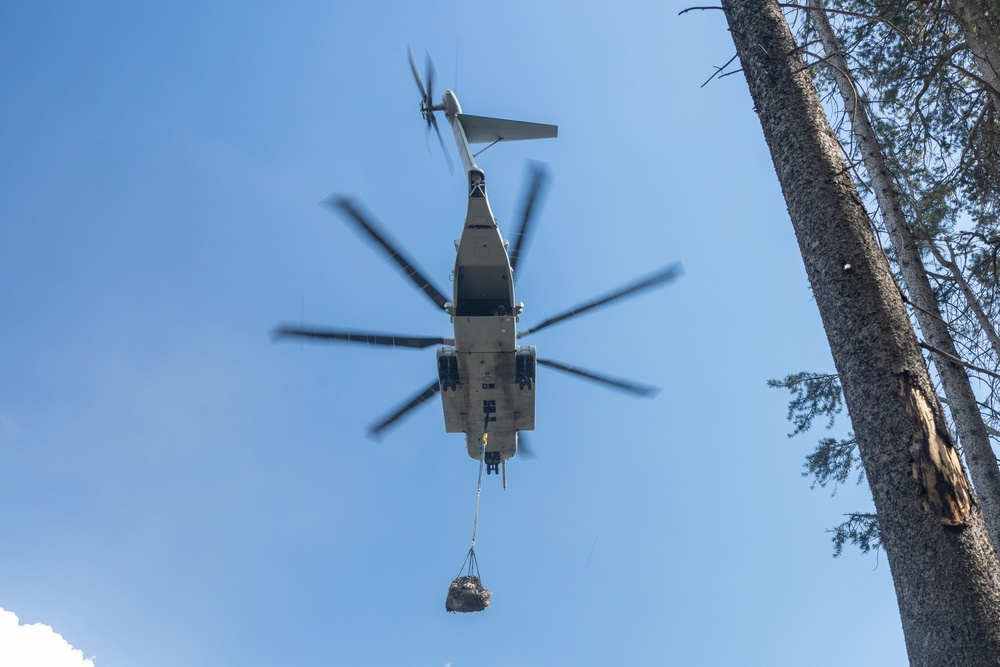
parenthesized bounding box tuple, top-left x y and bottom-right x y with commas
(328, 196, 451, 311)
(518, 262, 683, 338)
(508, 162, 549, 276)
(368, 378, 442, 440)
(271, 325, 452, 349)
(537, 358, 660, 397)
(517, 431, 537, 460)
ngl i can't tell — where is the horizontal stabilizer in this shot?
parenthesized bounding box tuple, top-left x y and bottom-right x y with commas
(458, 114, 558, 144)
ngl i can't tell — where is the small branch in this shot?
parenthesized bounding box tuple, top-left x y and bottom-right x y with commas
(949, 60, 1000, 101)
(919, 341, 1000, 380)
(925, 270, 956, 282)
(701, 53, 740, 87)
(899, 290, 952, 327)
(778, 2, 913, 45)
(679, 6, 723, 15)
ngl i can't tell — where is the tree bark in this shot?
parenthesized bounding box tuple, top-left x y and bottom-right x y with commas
(929, 238, 1000, 361)
(720, 1, 1000, 664)
(947, 0, 1000, 108)
(808, 0, 1000, 556)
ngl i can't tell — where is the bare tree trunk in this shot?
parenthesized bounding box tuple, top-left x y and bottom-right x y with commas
(947, 0, 1000, 107)
(720, 1, 1000, 664)
(808, 0, 1000, 556)
(928, 238, 1000, 361)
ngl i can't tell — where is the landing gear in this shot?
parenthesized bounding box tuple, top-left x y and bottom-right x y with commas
(485, 451, 501, 475)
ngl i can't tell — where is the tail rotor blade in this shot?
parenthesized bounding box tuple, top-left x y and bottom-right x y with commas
(429, 112, 454, 173)
(407, 48, 453, 173)
(408, 46, 429, 105)
(271, 326, 452, 349)
(509, 162, 550, 276)
(519, 262, 683, 338)
(368, 378, 442, 440)
(327, 196, 451, 311)
(423, 55, 455, 173)
(425, 54, 436, 116)
(537, 358, 660, 397)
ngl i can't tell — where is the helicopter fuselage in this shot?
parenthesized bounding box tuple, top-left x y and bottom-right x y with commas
(273, 75, 675, 483)
(437, 91, 536, 469)
(438, 173, 536, 468)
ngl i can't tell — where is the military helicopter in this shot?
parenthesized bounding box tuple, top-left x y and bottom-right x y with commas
(273, 51, 682, 487)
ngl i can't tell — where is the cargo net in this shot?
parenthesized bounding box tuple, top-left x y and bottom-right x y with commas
(445, 428, 493, 613)
(446, 547, 491, 613)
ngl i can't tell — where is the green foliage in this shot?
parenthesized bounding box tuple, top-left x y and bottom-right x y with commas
(784, 0, 1000, 557)
(803, 435, 864, 490)
(771, 372, 878, 555)
(804, 0, 1000, 234)
(767, 372, 844, 436)
(830, 512, 882, 557)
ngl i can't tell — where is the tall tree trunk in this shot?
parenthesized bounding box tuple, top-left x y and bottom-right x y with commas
(720, 1, 1000, 664)
(808, 0, 1000, 555)
(929, 238, 1000, 361)
(947, 0, 1000, 107)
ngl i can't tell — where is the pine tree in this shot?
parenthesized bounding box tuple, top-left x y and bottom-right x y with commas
(721, 1, 1000, 662)
(806, 0, 1000, 554)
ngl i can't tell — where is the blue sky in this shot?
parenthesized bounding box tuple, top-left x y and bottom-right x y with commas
(1, 2, 908, 665)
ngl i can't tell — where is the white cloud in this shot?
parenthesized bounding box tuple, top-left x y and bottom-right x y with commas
(0, 609, 95, 667)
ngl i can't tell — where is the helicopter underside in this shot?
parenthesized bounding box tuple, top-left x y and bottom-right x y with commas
(271, 63, 678, 475)
(437, 319, 535, 465)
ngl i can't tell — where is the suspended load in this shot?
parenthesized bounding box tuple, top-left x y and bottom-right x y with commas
(447, 428, 492, 613)
(446, 547, 491, 613)
(445, 575, 491, 613)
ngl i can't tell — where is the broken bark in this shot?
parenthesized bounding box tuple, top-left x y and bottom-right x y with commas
(808, 0, 1000, 553)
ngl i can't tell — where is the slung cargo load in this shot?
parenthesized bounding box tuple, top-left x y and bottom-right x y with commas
(270, 45, 683, 613)
(445, 575, 491, 613)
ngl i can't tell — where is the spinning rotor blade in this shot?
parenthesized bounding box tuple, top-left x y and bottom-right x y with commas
(518, 262, 683, 338)
(421, 54, 453, 172)
(407, 47, 453, 173)
(430, 113, 454, 173)
(271, 325, 452, 349)
(537, 358, 660, 397)
(368, 378, 442, 440)
(408, 47, 430, 106)
(424, 51, 436, 116)
(328, 196, 451, 311)
(516, 431, 537, 460)
(508, 162, 550, 276)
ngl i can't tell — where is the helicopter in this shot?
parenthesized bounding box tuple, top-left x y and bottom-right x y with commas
(273, 51, 682, 487)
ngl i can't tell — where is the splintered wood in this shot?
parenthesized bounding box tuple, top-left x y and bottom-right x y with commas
(445, 575, 491, 612)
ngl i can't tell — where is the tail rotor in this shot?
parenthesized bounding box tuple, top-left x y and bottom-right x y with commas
(408, 47, 453, 172)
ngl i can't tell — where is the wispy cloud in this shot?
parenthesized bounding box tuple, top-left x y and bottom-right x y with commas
(0, 608, 95, 666)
